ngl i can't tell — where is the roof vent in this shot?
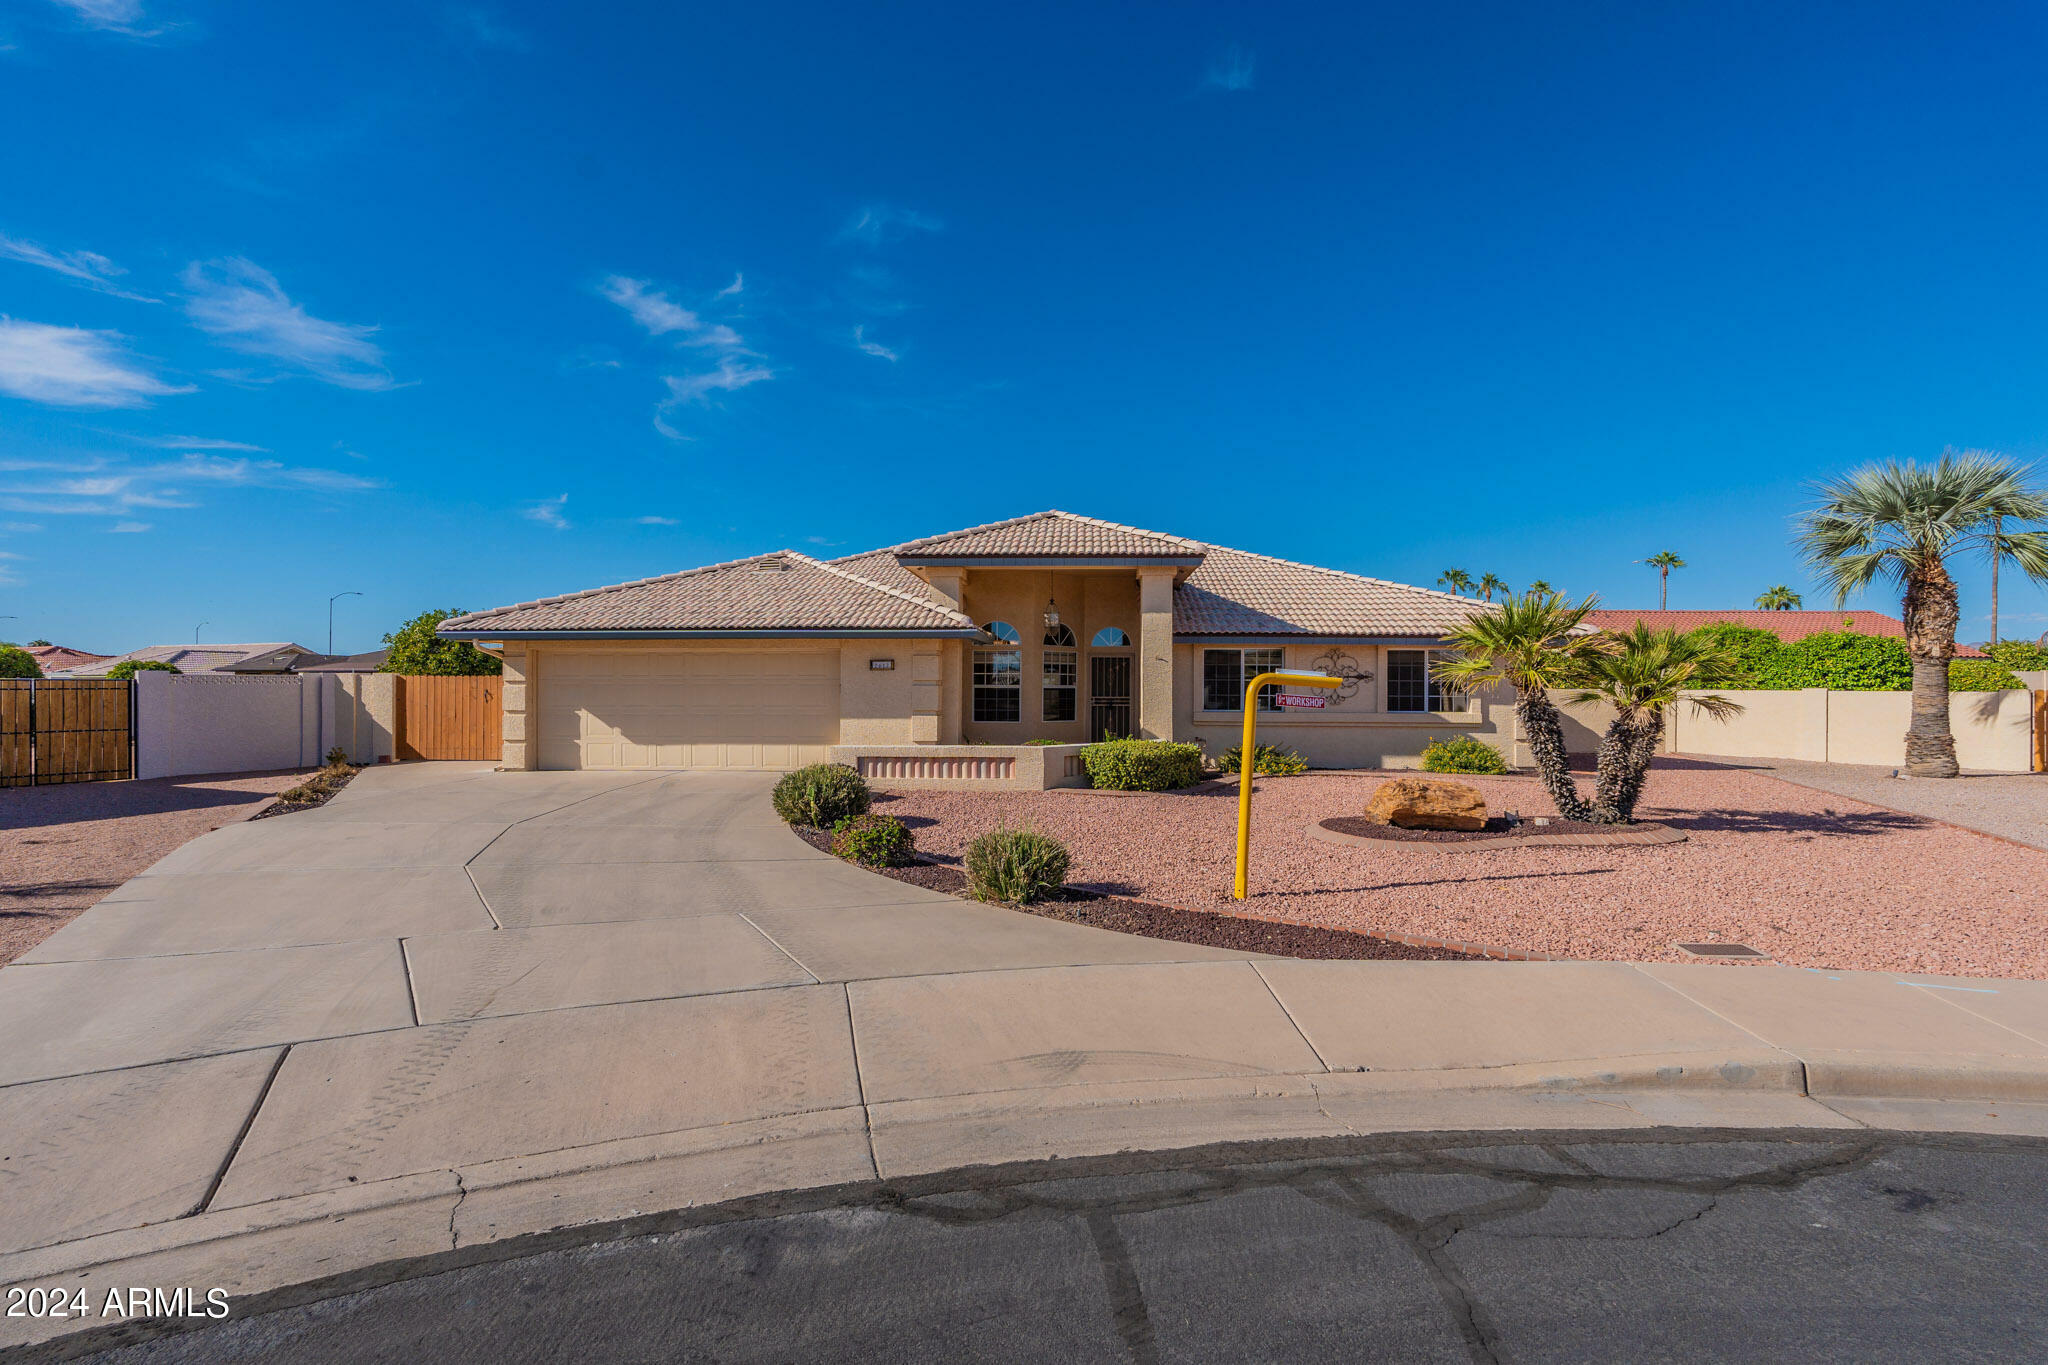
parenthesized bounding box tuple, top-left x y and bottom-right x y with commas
(753, 558, 790, 572)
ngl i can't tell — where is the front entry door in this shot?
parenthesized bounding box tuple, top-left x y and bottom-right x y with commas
(1089, 655, 1132, 740)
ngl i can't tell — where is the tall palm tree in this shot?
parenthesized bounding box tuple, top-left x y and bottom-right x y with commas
(1796, 451, 2048, 776)
(1436, 568, 1474, 597)
(1753, 584, 1802, 610)
(1640, 551, 1685, 609)
(1566, 624, 1745, 823)
(1476, 572, 1509, 602)
(1526, 579, 1554, 595)
(1437, 591, 1609, 821)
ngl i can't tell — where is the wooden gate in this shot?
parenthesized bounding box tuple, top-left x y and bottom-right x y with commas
(0, 679, 135, 787)
(396, 675, 502, 761)
(2035, 690, 2047, 774)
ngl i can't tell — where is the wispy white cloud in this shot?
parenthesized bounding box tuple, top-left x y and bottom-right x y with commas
(636, 515, 679, 526)
(3, 522, 42, 533)
(0, 233, 158, 301)
(109, 520, 150, 532)
(522, 494, 569, 529)
(1203, 43, 1255, 93)
(0, 319, 191, 408)
(446, 6, 527, 50)
(840, 205, 943, 246)
(852, 325, 898, 362)
(0, 453, 380, 520)
(182, 258, 394, 390)
(714, 273, 744, 299)
(653, 361, 775, 440)
(601, 276, 698, 336)
(47, 0, 164, 37)
(140, 434, 267, 452)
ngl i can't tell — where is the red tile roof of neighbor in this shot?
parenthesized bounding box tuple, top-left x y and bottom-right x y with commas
(446, 512, 1500, 640)
(1587, 610, 1988, 657)
(24, 645, 111, 671)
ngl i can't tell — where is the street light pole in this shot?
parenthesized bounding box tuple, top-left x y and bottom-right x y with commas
(327, 591, 363, 655)
(194, 622, 208, 644)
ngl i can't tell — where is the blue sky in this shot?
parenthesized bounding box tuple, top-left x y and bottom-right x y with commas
(4, 1, 2047, 653)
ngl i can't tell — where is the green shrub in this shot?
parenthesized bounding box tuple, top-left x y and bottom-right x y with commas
(771, 763, 872, 826)
(1080, 738, 1205, 791)
(1987, 640, 2048, 672)
(1683, 622, 1785, 687)
(1754, 630, 1911, 691)
(1420, 735, 1510, 774)
(0, 646, 41, 680)
(1948, 659, 2023, 691)
(1217, 742, 1309, 776)
(1023, 738, 1064, 746)
(104, 659, 180, 680)
(965, 826, 1071, 904)
(325, 746, 352, 767)
(830, 813, 914, 867)
(379, 609, 503, 676)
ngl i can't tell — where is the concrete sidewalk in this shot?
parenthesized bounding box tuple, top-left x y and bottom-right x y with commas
(3, 762, 2048, 1351)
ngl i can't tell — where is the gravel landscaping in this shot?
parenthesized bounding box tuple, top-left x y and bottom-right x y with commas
(873, 757, 2048, 978)
(0, 770, 309, 966)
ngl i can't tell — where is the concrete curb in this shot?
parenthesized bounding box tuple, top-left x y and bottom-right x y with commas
(8, 1053, 2048, 1356)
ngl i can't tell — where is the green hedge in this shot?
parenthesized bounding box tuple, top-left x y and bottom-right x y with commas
(104, 659, 180, 680)
(770, 764, 872, 826)
(831, 813, 914, 867)
(965, 826, 1071, 904)
(1948, 659, 2024, 692)
(1420, 735, 1510, 774)
(1080, 738, 1206, 791)
(1217, 742, 1308, 776)
(1987, 640, 2048, 672)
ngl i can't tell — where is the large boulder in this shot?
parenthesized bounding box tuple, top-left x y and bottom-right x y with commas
(1363, 777, 1487, 831)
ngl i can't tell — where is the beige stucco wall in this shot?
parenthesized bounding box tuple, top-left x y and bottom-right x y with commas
(135, 672, 393, 779)
(956, 569, 1142, 745)
(1176, 641, 1516, 770)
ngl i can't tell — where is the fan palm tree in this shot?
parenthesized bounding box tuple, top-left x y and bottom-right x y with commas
(1796, 451, 2048, 777)
(1475, 572, 1510, 602)
(1640, 551, 1685, 609)
(1526, 579, 1554, 595)
(1437, 591, 1609, 821)
(1436, 568, 1474, 597)
(1566, 624, 1745, 823)
(1753, 585, 1802, 610)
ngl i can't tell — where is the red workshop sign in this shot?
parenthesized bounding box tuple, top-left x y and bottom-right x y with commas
(1276, 694, 1326, 709)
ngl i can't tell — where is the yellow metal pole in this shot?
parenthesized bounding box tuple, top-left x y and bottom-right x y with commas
(1233, 670, 1341, 899)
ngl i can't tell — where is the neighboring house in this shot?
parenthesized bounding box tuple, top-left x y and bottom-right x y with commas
(23, 644, 111, 672)
(55, 642, 322, 677)
(1585, 610, 1988, 658)
(440, 510, 1504, 772)
(292, 649, 390, 672)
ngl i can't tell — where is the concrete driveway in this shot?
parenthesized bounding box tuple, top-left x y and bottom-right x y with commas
(5, 762, 2048, 1353)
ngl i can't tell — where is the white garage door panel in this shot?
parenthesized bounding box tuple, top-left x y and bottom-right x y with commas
(538, 650, 840, 770)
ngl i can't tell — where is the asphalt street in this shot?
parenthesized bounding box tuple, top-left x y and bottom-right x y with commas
(71, 1129, 2048, 1364)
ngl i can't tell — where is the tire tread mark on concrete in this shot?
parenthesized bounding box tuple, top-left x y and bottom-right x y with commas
(195, 1044, 291, 1216)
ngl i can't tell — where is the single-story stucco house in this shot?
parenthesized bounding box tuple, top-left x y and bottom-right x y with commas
(439, 511, 1514, 784)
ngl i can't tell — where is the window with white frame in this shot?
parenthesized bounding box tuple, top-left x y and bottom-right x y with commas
(972, 649, 1022, 722)
(1091, 626, 1130, 647)
(1043, 649, 1077, 721)
(1201, 648, 1286, 711)
(1385, 649, 1466, 712)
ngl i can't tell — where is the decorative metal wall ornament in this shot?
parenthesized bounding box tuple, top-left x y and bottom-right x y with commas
(1309, 649, 1368, 705)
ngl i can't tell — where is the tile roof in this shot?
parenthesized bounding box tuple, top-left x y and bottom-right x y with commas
(25, 645, 110, 671)
(1173, 546, 1492, 637)
(892, 510, 1206, 558)
(440, 552, 975, 634)
(1586, 610, 1989, 657)
(55, 643, 312, 675)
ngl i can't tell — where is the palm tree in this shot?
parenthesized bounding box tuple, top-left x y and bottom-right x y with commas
(1796, 451, 2048, 777)
(1437, 591, 1609, 821)
(1753, 585, 1802, 610)
(1566, 624, 1745, 823)
(1526, 579, 1554, 595)
(1436, 568, 1474, 597)
(1640, 551, 1685, 609)
(1475, 572, 1510, 602)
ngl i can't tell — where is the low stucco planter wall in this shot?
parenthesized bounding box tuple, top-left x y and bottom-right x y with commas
(831, 743, 1092, 791)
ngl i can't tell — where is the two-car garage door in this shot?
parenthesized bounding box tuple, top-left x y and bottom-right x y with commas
(537, 649, 840, 770)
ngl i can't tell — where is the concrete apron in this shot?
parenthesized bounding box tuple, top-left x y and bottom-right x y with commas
(6, 771, 2048, 1352)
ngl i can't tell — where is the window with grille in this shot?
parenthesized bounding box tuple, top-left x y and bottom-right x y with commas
(1042, 649, 1077, 721)
(1386, 650, 1466, 712)
(1201, 648, 1286, 711)
(973, 649, 1022, 722)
